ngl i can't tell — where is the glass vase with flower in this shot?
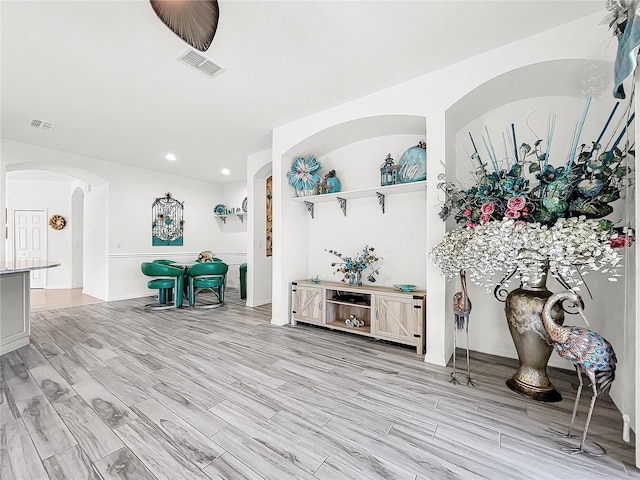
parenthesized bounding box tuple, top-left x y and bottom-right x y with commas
(326, 246, 381, 286)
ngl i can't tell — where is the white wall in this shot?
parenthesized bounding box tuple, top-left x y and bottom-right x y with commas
(271, 12, 637, 454)
(305, 134, 426, 287)
(6, 174, 74, 288)
(71, 186, 83, 288)
(208, 180, 247, 290)
(247, 149, 273, 307)
(83, 183, 109, 299)
(2, 140, 230, 301)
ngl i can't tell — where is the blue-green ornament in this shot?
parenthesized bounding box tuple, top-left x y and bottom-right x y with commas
(398, 141, 426, 183)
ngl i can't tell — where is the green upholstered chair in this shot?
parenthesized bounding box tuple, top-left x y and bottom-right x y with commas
(153, 259, 176, 265)
(140, 262, 185, 309)
(187, 261, 228, 309)
(152, 259, 177, 302)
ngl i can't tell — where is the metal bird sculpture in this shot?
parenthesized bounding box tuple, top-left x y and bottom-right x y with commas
(541, 291, 617, 455)
(450, 269, 474, 386)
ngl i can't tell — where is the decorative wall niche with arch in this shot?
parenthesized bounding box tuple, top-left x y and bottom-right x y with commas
(274, 114, 428, 326)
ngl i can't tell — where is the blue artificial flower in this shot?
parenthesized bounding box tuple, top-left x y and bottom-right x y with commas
(537, 165, 566, 184)
(287, 156, 322, 190)
(501, 176, 529, 195)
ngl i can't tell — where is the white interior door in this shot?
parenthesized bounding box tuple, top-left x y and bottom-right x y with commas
(13, 209, 47, 288)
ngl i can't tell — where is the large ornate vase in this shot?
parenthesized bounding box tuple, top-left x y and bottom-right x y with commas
(504, 267, 564, 402)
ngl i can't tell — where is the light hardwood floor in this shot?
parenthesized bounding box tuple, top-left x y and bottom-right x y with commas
(31, 288, 103, 312)
(1, 289, 638, 480)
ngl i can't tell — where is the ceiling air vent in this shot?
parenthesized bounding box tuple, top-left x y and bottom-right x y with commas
(178, 49, 222, 77)
(29, 118, 55, 131)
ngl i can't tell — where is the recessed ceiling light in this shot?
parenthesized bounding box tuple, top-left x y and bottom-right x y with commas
(165, 153, 177, 161)
(221, 168, 230, 175)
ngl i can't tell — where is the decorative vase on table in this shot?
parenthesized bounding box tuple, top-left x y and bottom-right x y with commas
(503, 263, 564, 402)
(348, 270, 363, 286)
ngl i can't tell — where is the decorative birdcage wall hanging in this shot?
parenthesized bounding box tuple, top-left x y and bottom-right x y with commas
(152, 192, 184, 246)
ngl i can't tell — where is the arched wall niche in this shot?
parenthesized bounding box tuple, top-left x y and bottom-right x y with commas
(445, 59, 614, 168)
(283, 114, 426, 160)
(441, 58, 636, 444)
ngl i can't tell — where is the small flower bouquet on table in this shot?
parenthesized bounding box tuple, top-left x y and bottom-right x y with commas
(326, 245, 381, 285)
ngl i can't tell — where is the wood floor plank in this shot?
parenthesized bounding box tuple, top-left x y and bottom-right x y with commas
(42, 444, 102, 480)
(131, 398, 224, 469)
(212, 425, 316, 480)
(93, 446, 158, 480)
(210, 400, 327, 474)
(89, 366, 150, 406)
(80, 337, 120, 361)
(315, 456, 376, 480)
(15, 344, 49, 370)
(105, 357, 160, 390)
(3, 362, 43, 402)
(51, 393, 124, 461)
(0, 374, 21, 426)
(150, 368, 223, 410)
(1, 419, 50, 480)
(71, 377, 138, 429)
(16, 394, 77, 459)
(192, 375, 279, 421)
(29, 364, 74, 404)
(47, 353, 94, 385)
(147, 382, 227, 437)
(1, 293, 636, 479)
(115, 419, 212, 480)
(203, 452, 266, 480)
(269, 410, 415, 480)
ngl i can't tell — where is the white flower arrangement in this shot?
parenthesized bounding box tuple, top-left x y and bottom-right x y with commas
(430, 217, 632, 291)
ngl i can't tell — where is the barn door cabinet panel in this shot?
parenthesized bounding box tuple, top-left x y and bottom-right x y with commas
(373, 294, 425, 350)
(291, 280, 426, 354)
(291, 284, 324, 325)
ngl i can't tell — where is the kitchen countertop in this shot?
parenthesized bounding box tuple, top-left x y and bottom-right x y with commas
(0, 260, 61, 274)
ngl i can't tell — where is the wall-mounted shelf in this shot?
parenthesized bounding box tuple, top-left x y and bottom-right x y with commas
(290, 181, 426, 218)
(214, 213, 245, 224)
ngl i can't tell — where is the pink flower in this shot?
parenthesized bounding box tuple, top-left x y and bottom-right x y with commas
(610, 234, 634, 249)
(463, 209, 472, 217)
(514, 220, 527, 226)
(479, 214, 491, 224)
(505, 208, 521, 219)
(465, 221, 477, 228)
(481, 202, 495, 215)
(506, 196, 526, 211)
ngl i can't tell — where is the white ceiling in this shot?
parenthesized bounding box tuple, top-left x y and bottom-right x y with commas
(1, 1, 604, 184)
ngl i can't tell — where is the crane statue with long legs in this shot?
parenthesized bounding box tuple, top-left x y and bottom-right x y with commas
(450, 269, 475, 386)
(541, 291, 617, 456)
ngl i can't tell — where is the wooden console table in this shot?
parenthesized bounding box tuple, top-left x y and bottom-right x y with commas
(291, 280, 426, 354)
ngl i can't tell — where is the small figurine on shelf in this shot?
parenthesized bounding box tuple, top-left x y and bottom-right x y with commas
(345, 314, 365, 327)
(380, 154, 400, 186)
(317, 169, 342, 194)
(325, 170, 341, 193)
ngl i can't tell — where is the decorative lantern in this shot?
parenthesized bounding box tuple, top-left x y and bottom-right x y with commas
(380, 154, 395, 186)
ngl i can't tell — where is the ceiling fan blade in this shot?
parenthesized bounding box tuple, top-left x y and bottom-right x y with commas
(150, 0, 219, 52)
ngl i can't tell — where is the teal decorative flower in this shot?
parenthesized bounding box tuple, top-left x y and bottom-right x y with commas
(287, 156, 322, 191)
(501, 176, 529, 195)
(538, 165, 566, 184)
(437, 104, 633, 228)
